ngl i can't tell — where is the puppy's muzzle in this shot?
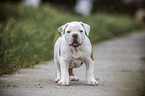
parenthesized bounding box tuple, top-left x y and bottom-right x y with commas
(70, 34, 81, 48)
(72, 34, 78, 40)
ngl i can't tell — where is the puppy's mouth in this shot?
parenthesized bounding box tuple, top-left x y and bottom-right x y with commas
(70, 41, 81, 48)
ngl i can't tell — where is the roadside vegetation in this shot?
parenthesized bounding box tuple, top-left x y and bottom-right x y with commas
(0, 4, 144, 75)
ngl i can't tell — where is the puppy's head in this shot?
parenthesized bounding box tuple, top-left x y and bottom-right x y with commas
(58, 21, 90, 48)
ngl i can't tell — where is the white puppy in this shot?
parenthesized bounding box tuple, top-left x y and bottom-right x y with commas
(54, 21, 98, 86)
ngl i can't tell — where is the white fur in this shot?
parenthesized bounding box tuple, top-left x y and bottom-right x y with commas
(54, 21, 98, 86)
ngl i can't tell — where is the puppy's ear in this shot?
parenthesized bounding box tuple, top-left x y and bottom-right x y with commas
(58, 23, 68, 36)
(80, 22, 90, 36)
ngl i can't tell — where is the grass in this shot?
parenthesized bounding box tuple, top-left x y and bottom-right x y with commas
(0, 4, 144, 75)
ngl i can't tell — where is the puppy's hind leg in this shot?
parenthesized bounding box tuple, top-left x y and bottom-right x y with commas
(69, 68, 79, 81)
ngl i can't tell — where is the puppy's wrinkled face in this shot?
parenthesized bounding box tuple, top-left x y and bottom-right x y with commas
(58, 21, 90, 48)
(64, 22, 85, 48)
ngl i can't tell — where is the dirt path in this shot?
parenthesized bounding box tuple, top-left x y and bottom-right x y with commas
(0, 30, 145, 96)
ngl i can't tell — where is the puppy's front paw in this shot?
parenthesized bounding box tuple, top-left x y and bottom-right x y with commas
(69, 76, 79, 81)
(54, 78, 60, 83)
(57, 78, 70, 86)
(87, 78, 98, 86)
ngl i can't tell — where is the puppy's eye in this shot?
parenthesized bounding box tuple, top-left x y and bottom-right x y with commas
(67, 31, 70, 33)
(80, 30, 83, 33)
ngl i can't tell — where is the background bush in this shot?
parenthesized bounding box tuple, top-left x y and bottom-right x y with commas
(0, 4, 144, 75)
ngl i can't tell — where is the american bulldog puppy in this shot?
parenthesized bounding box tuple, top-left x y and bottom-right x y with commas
(54, 21, 98, 86)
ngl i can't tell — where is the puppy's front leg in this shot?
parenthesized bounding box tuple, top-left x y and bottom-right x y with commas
(57, 57, 70, 86)
(85, 58, 98, 86)
(54, 59, 61, 83)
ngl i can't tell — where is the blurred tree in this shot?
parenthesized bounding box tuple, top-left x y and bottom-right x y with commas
(93, 0, 145, 15)
(0, 0, 145, 16)
(42, 0, 76, 11)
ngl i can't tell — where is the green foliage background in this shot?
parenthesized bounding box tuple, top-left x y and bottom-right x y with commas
(0, 4, 144, 75)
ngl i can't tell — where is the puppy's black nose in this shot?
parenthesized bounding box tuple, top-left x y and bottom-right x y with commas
(72, 34, 78, 39)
